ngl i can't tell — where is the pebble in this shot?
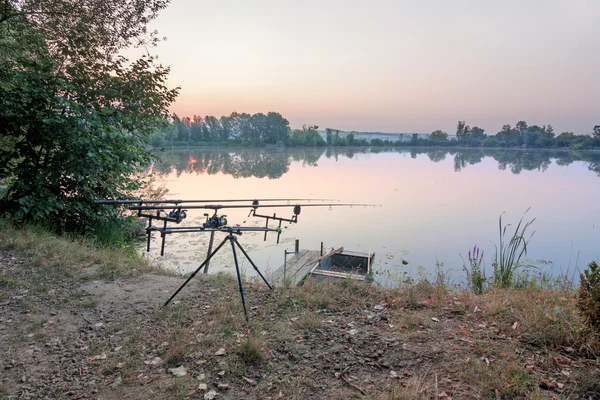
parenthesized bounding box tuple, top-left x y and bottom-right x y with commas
(215, 348, 226, 356)
(168, 366, 187, 377)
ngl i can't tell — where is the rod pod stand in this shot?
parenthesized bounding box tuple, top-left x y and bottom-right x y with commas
(163, 231, 274, 322)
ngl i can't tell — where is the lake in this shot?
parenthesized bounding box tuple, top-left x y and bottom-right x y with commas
(149, 147, 600, 286)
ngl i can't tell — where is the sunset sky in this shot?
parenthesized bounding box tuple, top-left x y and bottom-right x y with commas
(148, 0, 600, 134)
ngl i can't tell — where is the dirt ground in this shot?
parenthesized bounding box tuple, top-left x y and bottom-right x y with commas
(1, 249, 599, 399)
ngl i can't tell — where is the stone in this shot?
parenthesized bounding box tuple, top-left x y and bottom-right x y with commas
(168, 366, 187, 377)
(215, 348, 226, 356)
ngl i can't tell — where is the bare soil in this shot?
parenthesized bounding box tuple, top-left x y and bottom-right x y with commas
(1, 250, 599, 399)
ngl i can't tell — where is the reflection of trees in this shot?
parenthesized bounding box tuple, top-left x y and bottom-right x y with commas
(154, 148, 324, 179)
(227, 151, 291, 179)
(453, 150, 484, 171)
(579, 152, 600, 177)
(153, 147, 600, 181)
(426, 150, 447, 163)
(290, 149, 324, 167)
(490, 151, 551, 174)
(450, 149, 579, 175)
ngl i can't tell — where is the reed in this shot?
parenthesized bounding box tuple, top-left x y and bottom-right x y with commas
(493, 210, 536, 287)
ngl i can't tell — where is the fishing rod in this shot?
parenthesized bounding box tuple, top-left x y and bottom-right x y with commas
(94, 198, 338, 205)
(95, 197, 381, 321)
(127, 203, 372, 211)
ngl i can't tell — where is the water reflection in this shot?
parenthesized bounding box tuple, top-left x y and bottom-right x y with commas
(154, 147, 600, 180)
(149, 146, 600, 284)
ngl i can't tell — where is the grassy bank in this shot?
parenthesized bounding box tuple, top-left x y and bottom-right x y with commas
(0, 223, 599, 399)
(0, 219, 168, 286)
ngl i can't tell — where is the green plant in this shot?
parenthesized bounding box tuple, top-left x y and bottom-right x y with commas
(0, 0, 178, 235)
(493, 210, 535, 287)
(577, 261, 600, 330)
(462, 245, 487, 294)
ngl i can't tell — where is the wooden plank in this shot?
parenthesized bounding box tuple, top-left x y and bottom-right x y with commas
(267, 250, 306, 283)
(311, 270, 367, 281)
(308, 247, 343, 265)
(287, 250, 320, 285)
(268, 250, 320, 286)
(268, 250, 310, 283)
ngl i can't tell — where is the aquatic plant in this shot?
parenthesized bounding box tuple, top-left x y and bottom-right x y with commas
(462, 245, 487, 294)
(493, 210, 536, 287)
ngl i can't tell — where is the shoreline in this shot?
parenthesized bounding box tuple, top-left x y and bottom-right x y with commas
(1, 224, 598, 399)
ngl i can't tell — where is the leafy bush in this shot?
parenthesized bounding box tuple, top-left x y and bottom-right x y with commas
(577, 261, 600, 330)
(0, 0, 178, 235)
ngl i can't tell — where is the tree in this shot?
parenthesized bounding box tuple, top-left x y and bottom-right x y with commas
(497, 124, 518, 147)
(542, 124, 555, 139)
(262, 112, 290, 144)
(556, 132, 576, 148)
(290, 125, 325, 146)
(515, 120, 528, 145)
(470, 126, 486, 140)
(429, 130, 449, 143)
(0, 0, 179, 233)
(190, 116, 205, 142)
(593, 125, 600, 139)
(456, 121, 471, 144)
(204, 116, 222, 142)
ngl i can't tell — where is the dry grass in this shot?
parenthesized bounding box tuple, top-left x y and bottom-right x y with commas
(0, 220, 171, 284)
(238, 337, 264, 366)
(463, 287, 600, 357)
(2, 222, 599, 399)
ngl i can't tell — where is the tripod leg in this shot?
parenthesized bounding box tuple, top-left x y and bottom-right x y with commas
(234, 239, 274, 291)
(203, 230, 215, 274)
(230, 236, 249, 322)
(160, 220, 168, 256)
(164, 236, 229, 307)
(146, 218, 153, 252)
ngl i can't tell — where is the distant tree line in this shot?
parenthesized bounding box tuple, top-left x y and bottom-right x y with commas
(151, 112, 291, 147)
(151, 114, 600, 150)
(423, 121, 600, 150)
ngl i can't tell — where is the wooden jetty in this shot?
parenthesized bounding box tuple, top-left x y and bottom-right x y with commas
(267, 249, 321, 287)
(268, 239, 375, 287)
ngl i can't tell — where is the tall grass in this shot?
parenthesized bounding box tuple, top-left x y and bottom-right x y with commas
(493, 210, 536, 287)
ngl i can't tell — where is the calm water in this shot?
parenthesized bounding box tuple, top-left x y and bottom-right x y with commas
(149, 147, 600, 286)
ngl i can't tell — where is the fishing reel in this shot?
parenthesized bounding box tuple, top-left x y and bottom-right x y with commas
(167, 208, 187, 223)
(203, 214, 228, 229)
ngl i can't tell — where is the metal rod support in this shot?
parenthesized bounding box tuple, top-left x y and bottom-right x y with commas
(234, 239, 273, 291)
(230, 237, 249, 322)
(163, 236, 230, 307)
(204, 230, 215, 274)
